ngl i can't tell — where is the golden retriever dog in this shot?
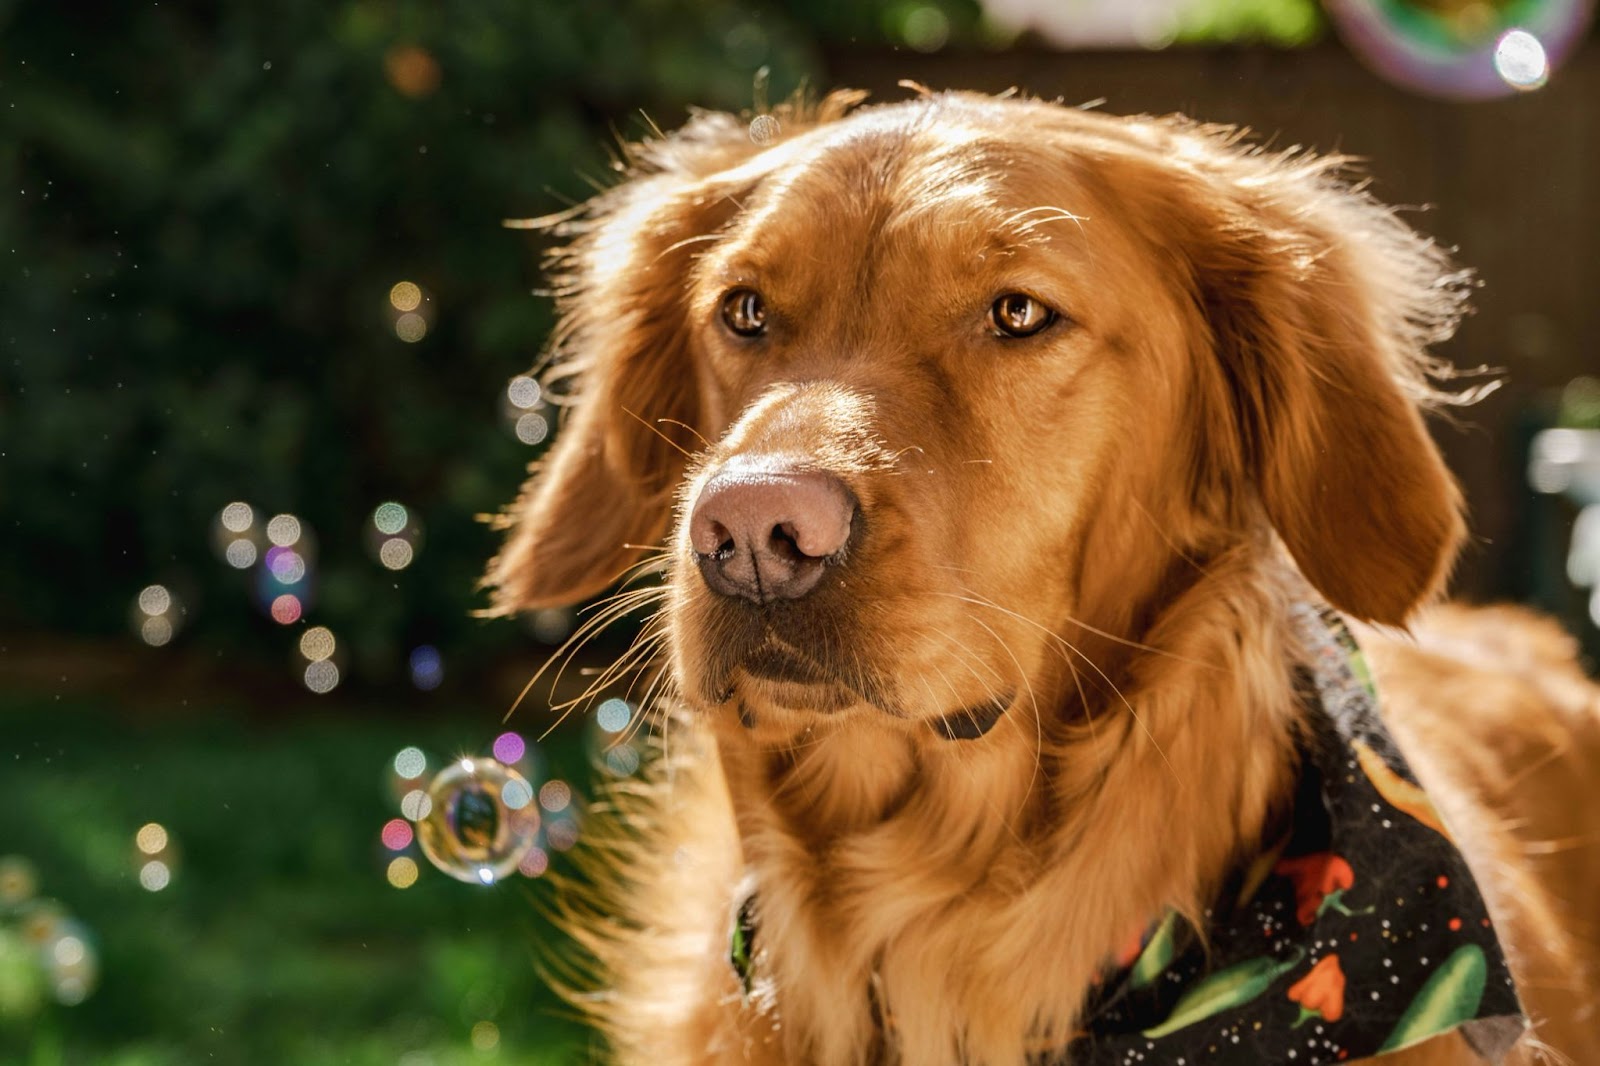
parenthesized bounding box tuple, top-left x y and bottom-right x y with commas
(484, 90, 1600, 1066)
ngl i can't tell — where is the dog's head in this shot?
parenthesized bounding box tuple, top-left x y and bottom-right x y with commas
(486, 91, 1470, 736)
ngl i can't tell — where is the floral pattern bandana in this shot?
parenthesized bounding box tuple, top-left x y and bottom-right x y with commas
(728, 604, 1527, 1064)
(1060, 603, 1525, 1064)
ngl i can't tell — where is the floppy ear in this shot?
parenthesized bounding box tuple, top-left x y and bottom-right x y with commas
(483, 93, 867, 613)
(482, 117, 754, 613)
(1154, 132, 1474, 625)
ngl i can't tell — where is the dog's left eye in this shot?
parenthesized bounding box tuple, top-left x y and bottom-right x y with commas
(720, 288, 768, 338)
(989, 293, 1057, 338)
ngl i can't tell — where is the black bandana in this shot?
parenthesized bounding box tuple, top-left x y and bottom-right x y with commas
(730, 605, 1527, 1064)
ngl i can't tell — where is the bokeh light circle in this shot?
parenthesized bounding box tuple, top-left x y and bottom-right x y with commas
(140, 616, 174, 647)
(538, 780, 571, 813)
(749, 114, 781, 146)
(303, 659, 340, 694)
(386, 856, 419, 889)
(500, 778, 534, 811)
(379, 538, 414, 570)
(491, 731, 525, 765)
(372, 502, 409, 536)
(298, 626, 336, 662)
(514, 412, 549, 445)
(395, 312, 427, 343)
(394, 747, 428, 780)
(269, 549, 307, 584)
(416, 758, 540, 885)
(408, 646, 443, 690)
(0, 856, 38, 905)
(219, 502, 255, 533)
(137, 584, 171, 616)
(266, 514, 302, 547)
(270, 594, 303, 625)
(400, 788, 433, 822)
(139, 860, 171, 892)
(595, 699, 631, 734)
(224, 539, 258, 569)
(518, 846, 550, 879)
(135, 823, 169, 856)
(507, 375, 542, 409)
(381, 818, 415, 851)
(388, 281, 422, 312)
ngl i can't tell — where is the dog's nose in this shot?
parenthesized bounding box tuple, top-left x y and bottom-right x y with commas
(689, 465, 855, 603)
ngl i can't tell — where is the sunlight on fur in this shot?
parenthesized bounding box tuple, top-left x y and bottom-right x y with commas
(484, 90, 1600, 1066)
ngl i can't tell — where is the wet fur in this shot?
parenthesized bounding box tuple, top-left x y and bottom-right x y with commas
(486, 91, 1600, 1065)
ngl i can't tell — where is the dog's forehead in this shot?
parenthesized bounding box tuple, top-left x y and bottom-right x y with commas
(709, 108, 1117, 293)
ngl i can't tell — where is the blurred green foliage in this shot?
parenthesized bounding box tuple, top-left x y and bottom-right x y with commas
(0, 0, 826, 686)
(0, 696, 595, 1065)
(0, 0, 1329, 688)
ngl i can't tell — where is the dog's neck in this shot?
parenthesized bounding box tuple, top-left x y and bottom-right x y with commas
(710, 547, 1305, 1066)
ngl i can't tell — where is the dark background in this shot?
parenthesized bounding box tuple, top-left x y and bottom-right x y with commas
(2, 1, 1596, 1063)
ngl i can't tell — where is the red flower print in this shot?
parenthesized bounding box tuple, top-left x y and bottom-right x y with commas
(1275, 853, 1372, 925)
(1288, 954, 1347, 1027)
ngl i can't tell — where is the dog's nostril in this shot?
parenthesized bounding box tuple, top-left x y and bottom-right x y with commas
(688, 465, 856, 603)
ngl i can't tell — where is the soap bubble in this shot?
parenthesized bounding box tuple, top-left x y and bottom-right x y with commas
(416, 758, 540, 885)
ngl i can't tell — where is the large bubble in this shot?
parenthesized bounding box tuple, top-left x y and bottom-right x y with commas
(416, 758, 540, 886)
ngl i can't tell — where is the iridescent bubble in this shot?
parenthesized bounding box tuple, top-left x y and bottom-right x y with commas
(395, 312, 428, 343)
(0, 855, 37, 905)
(416, 758, 540, 885)
(1494, 28, 1549, 90)
(595, 699, 631, 735)
(138, 860, 171, 892)
(386, 856, 419, 889)
(137, 584, 171, 616)
(379, 538, 414, 570)
(491, 731, 525, 765)
(394, 746, 428, 780)
(303, 660, 339, 694)
(400, 788, 433, 822)
(225, 538, 258, 569)
(372, 502, 409, 536)
(140, 616, 173, 647)
(266, 514, 302, 547)
(299, 626, 336, 662)
(389, 281, 423, 312)
(749, 114, 781, 146)
(271, 594, 303, 625)
(269, 549, 307, 584)
(135, 823, 168, 856)
(514, 412, 548, 445)
(409, 646, 442, 690)
(219, 502, 255, 533)
(538, 780, 571, 813)
(506, 375, 542, 410)
(381, 818, 414, 851)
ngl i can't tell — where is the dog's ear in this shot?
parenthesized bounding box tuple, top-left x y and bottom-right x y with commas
(483, 95, 866, 613)
(1150, 131, 1474, 625)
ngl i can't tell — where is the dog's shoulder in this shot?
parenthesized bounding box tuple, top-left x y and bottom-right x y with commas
(1358, 605, 1600, 1063)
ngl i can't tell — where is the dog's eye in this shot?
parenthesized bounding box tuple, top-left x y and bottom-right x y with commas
(720, 288, 768, 338)
(989, 293, 1057, 338)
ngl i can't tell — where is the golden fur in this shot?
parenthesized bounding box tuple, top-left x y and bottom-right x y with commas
(485, 90, 1600, 1066)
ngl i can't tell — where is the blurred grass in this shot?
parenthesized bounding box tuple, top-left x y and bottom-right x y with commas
(0, 695, 595, 1065)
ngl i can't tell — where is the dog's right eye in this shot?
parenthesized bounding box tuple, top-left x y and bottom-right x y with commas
(720, 289, 768, 338)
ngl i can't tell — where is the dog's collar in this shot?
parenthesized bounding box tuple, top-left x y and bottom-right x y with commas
(727, 603, 1527, 1063)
